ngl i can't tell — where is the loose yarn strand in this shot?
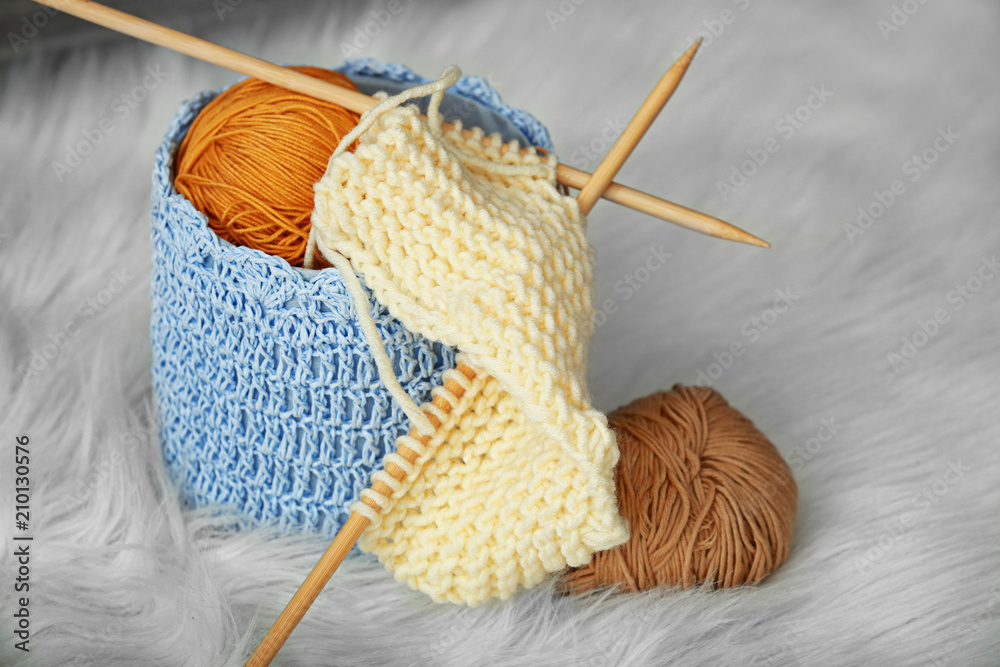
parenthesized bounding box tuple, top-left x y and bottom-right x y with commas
(338, 66, 462, 154)
(323, 249, 436, 438)
(304, 66, 462, 269)
(302, 68, 476, 436)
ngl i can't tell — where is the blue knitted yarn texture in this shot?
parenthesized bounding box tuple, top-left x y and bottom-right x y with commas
(150, 59, 555, 536)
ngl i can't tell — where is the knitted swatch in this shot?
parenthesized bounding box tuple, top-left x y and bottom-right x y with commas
(310, 69, 630, 604)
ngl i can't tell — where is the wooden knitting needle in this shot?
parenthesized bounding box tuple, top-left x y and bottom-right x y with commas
(577, 39, 701, 215)
(246, 52, 693, 652)
(564, 38, 762, 246)
(245, 363, 478, 667)
(248, 42, 707, 667)
(248, 46, 711, 661)
(248, 43, 709, 662)
(33, 0, 768, 248)
(563, 41, 766, 246)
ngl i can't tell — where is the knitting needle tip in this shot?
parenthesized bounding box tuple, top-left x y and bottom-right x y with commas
(683, 37, 703, 61)
(738, 230, 771, 249)
(668, 203, 770, 248)
(577, 37, 703, 215)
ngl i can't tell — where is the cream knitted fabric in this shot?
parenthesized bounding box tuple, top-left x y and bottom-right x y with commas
(310, 69, 629, 605)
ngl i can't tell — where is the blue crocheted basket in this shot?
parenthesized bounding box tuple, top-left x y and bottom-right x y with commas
(150, 59, 554, 536)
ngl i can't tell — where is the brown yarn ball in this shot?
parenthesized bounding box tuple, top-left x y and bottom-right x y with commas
(174, 67, 361, 267)
(564, 385, 797, 593)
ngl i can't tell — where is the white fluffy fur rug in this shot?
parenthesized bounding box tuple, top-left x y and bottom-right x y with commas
(2, 1, 998, 665)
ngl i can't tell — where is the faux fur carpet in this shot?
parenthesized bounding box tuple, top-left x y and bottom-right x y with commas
(2, 1, 999, 665)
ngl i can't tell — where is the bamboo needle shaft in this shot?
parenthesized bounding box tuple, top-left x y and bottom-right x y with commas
(576, 39, 702, 216)
(245, 364, 478, 667)
(559, 164, 766, 246)
(39, 0, 378, 113)
(33, 0, 767, 248)
(248, 50, 712, 656)
(248, 43, 715, 663)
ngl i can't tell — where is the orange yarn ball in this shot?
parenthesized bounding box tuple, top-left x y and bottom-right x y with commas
(174, 67, 361, 267)
(564, 385, 797, 593)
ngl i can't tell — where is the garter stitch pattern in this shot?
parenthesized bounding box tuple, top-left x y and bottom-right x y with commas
(311, 68, 630, 605)
(151, 61, 544, 537)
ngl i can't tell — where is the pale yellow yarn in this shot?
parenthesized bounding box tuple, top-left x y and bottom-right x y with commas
(310, 69, 629, 605)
